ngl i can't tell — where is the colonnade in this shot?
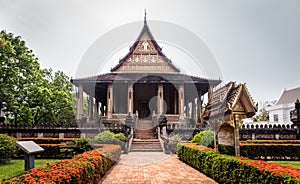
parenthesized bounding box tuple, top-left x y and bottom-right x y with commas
(75, 83, 205, 123)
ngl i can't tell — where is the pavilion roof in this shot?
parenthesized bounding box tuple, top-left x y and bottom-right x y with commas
(203, 81, 258, 120)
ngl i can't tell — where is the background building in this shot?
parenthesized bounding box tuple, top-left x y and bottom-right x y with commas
(266, 87, 300, 123)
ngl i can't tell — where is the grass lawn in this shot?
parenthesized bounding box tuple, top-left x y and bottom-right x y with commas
(268, 161, 300, 169)
(0, 159, 58, 181)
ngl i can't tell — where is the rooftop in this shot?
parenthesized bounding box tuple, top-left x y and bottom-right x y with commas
(276, 87, 300, 105)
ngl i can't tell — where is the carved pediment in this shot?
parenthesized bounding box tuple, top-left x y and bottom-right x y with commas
(233, 101, 245, 112)
(133, 39, 157, 54)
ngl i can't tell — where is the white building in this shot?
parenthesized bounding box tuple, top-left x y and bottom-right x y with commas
(266, 87, 300, 123)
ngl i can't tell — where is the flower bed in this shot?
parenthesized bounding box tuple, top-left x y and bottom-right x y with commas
(2, 144, 121, 184)
(178, 143, 300, 183)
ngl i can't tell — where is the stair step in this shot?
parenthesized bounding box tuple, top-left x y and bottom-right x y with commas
(130, 138, 163, 152)
(137, 120, 154, 129)
(135, 120, 156, 139)
(132, 140, 160, 143)
(131, 144, 161, 147)
(130, 149, 163, 152)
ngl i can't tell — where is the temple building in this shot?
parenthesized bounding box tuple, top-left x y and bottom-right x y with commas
(266, 87, 300, 124)
(71, 15, 221, 139)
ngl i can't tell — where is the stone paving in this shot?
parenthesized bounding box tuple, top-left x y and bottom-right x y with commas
(100, 152, 217, 184)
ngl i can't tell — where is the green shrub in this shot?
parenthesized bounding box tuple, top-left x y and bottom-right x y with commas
(191, 130, 214, 147)
(177, 143, 300, 183)
(218, 144, 235, 156)
(60, 138, 93, 156)
(92, 131, 125, 149)
(113, 132, 126, 142)
(168, 134, 182, 153)
(0, 134, 17, 163)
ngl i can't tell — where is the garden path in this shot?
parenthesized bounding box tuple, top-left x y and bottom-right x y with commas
(100, 152, 217, 184)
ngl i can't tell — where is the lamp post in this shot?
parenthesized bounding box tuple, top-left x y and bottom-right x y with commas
(290, 99, 300, 139)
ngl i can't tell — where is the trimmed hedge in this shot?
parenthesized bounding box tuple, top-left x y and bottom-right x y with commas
(178, 143, 300, 184)
(15, 143, 92, 159)
(2, 144, 121, 184)
(16, 138, 76, 144)
(218, 144, 300, 160)
(14, 138, 94, 159)
(241, 140, 300, 144)
(241, 144, 300, 160)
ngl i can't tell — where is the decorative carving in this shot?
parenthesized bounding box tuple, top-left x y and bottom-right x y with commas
(126, 54, 165, 64)
(142, 40, 149, 50)
(134, 39, 156, 54)
(234, 101, 244, 112)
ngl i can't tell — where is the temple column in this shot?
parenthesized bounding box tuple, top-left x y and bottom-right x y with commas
(128, 84, 133, 114)
(76, 84, 83, 120)
(234, 114, 241, 156)
(178, 84, 185, 119)
(88, 93, 94, 121)
(174, 90, 177, 114)
(198, 91, 202, 123)
(193, 98, 197, 121)
(158, 84, 164, 115)
(100, 103, 105, 116)
(107, 84, 113, 119)
(94, 99, 99, 119)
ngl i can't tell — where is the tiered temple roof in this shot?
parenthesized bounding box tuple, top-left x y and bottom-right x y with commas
(111, 16, 180, 73)
(71, 14, 221, 92)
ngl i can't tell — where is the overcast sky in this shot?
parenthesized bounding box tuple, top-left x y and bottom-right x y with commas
(0, 0, 299, 104)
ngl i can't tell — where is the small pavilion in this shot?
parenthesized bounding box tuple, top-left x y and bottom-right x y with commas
(71, 14, 221, 138)
(203, 81, 258, 156)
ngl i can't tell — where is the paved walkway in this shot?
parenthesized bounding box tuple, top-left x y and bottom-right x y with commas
(100, 152, 217, 184)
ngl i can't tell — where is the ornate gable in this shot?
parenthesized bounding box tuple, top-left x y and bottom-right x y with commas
(203, 82, 258, 120)
(111, 14, 180, 73)
(233, 101, 245, 112)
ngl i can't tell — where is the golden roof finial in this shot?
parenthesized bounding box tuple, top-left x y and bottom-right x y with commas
(144, 9, 147, 25)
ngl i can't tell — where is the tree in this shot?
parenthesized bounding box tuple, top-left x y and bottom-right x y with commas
(0, 30, 43, 126)
(252, 108, 269, 122)
(0, 30, 75, 127)
(48, 70, 75, 127)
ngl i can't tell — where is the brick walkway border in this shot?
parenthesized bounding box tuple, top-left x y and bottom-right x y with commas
(100, 152, 217, 184)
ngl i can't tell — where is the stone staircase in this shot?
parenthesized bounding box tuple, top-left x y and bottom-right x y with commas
(135, 120, 156, 139)
(130, 139, 163, 152)
(130, 119, 162, 152)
